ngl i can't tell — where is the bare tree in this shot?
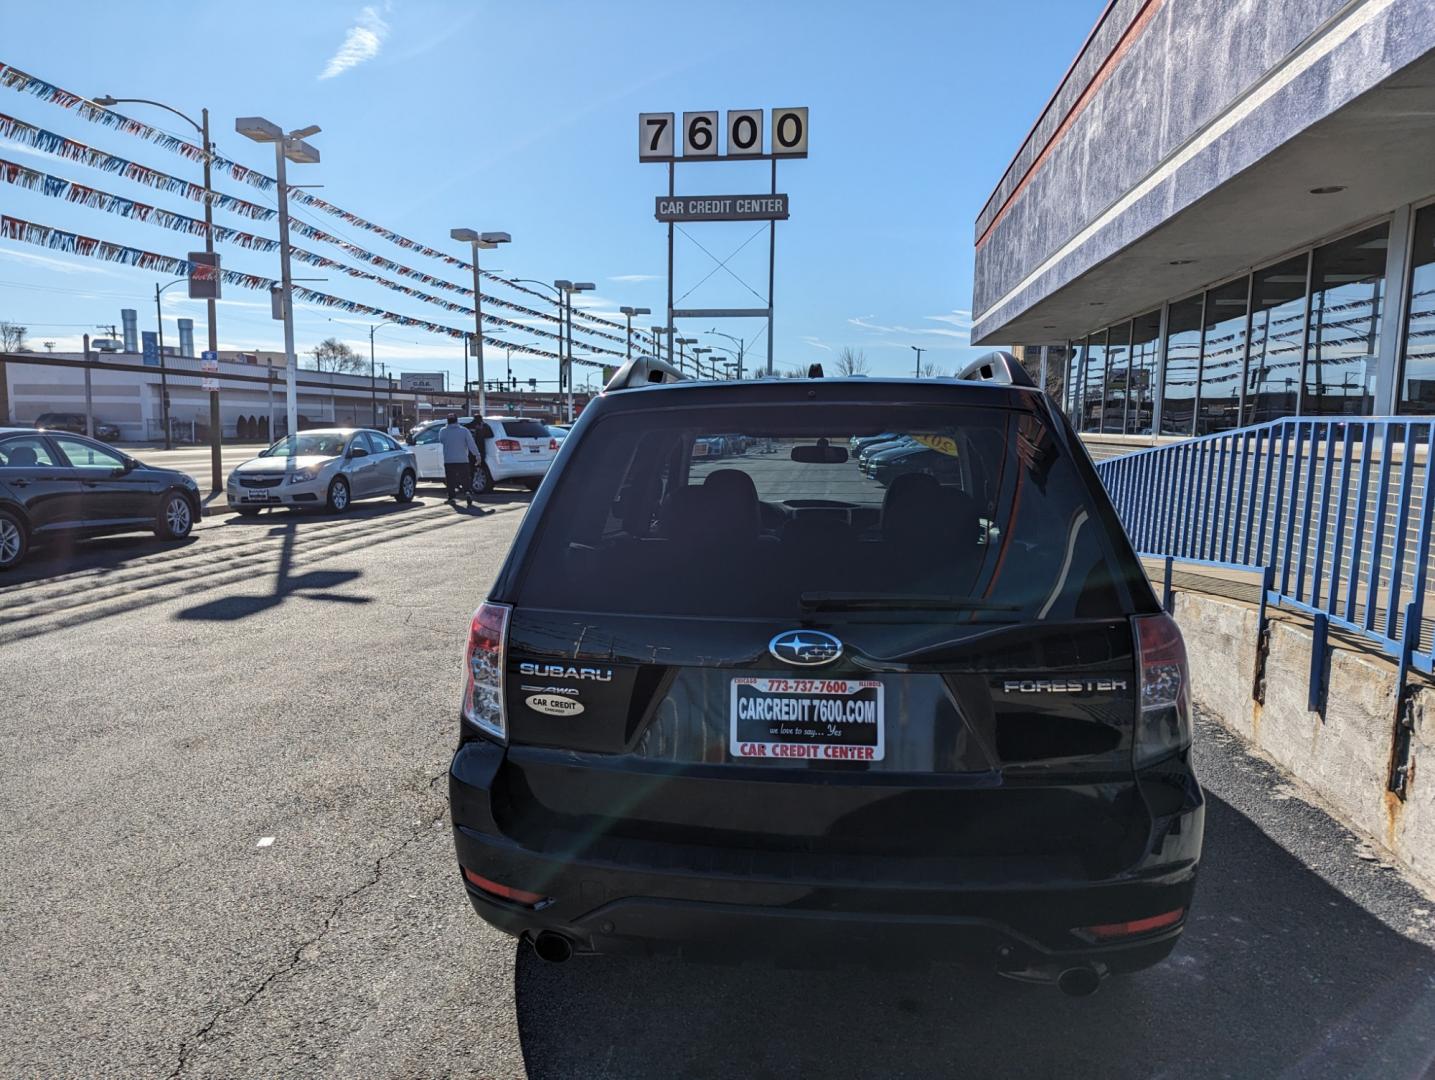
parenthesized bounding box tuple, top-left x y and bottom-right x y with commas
(0, 321, 27, 353)
(834, 347, 869, 376)
(307, 337, 364, 374)
(921, 361, 944, 379)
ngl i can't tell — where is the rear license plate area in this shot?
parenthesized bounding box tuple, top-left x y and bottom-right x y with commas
(730, 677, 884, 762)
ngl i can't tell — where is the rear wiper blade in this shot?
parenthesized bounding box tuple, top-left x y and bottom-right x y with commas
(799, 592, 1022, 613)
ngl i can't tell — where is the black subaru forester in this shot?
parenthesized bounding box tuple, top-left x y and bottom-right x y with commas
(450, 352, 1202, 996)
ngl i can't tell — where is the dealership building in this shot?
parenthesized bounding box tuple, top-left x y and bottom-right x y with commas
(972, 0, 1435, 438)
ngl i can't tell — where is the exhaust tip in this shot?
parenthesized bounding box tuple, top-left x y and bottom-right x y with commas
(1057, 966, 1102, 997)
(532, 931, 574, 964)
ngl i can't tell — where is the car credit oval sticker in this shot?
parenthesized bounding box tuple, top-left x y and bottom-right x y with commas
(526, 693, 585, 717)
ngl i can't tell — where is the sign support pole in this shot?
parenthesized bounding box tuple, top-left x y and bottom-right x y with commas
(666, 160, 675, 365)
(767, 157, 777, 377)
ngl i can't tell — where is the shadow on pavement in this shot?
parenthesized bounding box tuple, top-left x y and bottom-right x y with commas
(4, 533, 199, 585)
(218, 499, 430, 527)
(177, 518, 370, 622)
(512, 793, 1435, 1079)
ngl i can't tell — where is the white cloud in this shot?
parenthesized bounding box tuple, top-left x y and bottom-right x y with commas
(847, 313, 971, 347)
(609, 274, 660, 284)
(925, 309, 973, 330)
(801, 336, 832, 352)
(0, 245, 113, 275)
(319, 5, 390, 80)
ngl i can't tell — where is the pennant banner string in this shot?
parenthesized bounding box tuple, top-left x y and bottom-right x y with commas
(0, 59, 629, 334)
(0, 149, 627, 355)
(0, 112, 276, 220)
(0, 159, 622, 354)
(0, 215, 614, 366)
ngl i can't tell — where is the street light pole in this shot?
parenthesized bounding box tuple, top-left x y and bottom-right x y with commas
(369, 320, 394, 427)
(620, 305, 651, 362)
(237, 118, 320, 440)
(451, 230, 511, 420)
(675, 337, 697, 374)
(153, 279, 180, 449)
(707, 328, 746, 380)
(911, 345, 925, 377)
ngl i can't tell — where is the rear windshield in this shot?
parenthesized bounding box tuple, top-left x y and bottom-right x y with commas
(516, 403, 1141, 620)
(499, 419, 549, 439)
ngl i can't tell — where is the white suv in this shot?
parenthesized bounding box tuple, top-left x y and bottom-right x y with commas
(407, 416, 558, 494)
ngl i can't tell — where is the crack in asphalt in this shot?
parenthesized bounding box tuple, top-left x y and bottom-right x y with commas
(167, 768, 450, 1079)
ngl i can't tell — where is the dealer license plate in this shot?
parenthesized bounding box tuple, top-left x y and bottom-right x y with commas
(244, 490, 275, 502)
(730, 677, 884, 762)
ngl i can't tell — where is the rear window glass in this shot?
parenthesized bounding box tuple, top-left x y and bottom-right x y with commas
(516, 403, 1142, 620)
(500, 419, 549, 439)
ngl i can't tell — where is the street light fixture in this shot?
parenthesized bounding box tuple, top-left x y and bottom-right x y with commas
(99, 93, 223, 489)
(236, 116, 320, 439)
(620, 305, 651, 361)
(452, 228, 510, 418)
(911, 345, 926, 377)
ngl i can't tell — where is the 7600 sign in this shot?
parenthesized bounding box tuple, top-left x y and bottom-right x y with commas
(638, 108, 808, 162)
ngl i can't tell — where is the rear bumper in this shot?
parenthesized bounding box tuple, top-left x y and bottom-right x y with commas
(449, 738, 1204, 973)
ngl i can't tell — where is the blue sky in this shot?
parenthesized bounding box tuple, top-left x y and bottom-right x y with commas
(0, 0, 1100, 386)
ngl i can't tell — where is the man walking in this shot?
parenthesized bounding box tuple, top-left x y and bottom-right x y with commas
(438, 413, 482, 507)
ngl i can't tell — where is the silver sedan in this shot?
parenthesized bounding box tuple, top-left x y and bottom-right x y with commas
(227, 428, 417, 515)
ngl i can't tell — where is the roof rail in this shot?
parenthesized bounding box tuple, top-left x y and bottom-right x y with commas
(954, 350, 1036, 389)
(602, 354, 690, 392)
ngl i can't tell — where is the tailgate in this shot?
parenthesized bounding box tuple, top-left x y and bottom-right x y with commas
(498, 612, 1142, 864)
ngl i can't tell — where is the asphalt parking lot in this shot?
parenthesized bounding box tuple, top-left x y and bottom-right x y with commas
(3, 490, 1435, 1078)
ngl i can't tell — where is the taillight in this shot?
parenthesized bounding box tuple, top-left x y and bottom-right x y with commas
(495, 438, 521, 451)
(461, 866, 548, 907)
(548, 438, 558, 450)
(461, 601, 510, 741)
(1077, 907, 1185, 942)
(1134, 613, 1191, 766)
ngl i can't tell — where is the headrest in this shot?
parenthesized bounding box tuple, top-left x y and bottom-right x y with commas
(6, 445, 38, 467)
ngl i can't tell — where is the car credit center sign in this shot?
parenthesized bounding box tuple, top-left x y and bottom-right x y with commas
(655, 194, 789, 222)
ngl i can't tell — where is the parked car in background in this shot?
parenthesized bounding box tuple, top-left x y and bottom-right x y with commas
(226, 428, 415, 515)
(546, 424, 571, 445)
(407, 416, 558, 493)
(0, 427, 199, 569)
(868, 444, 964, 487)
(35, 412, 122, 441)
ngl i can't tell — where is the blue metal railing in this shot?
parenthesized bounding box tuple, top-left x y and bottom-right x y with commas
(1094, 417, 1435, 710)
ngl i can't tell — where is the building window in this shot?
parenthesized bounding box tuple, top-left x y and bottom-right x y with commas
(1079, 330, 1107, 432)
(1304, 222, 1388, 415)
(1101, 321, 1131, 433)
(1127, 310, 1161, 433)
(1066, 339, 1084, 418)
(1400, 204, 1435, 413)
(1197, 276, 1250, 434)
(1160, 294, 1203, 435)
(1244, 254, 1309, 425)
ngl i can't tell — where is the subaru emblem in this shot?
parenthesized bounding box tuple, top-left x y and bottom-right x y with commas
(768, 630, 842, 667)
